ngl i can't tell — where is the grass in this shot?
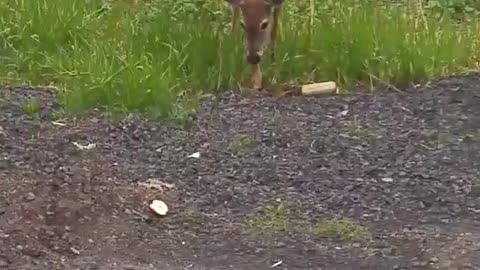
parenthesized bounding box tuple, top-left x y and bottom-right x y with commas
(244, 203, 369, 243)
(342, 115, 383, 139)
(21, 98, 42, 118)
(246, 204, 289, 233)
(229, 134, 257, 154)
(1, 0, 480, 120)
(313, 218, 370, 242)
(343, 125, 381, 139)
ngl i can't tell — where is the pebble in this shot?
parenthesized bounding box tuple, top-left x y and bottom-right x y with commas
(1, 78, 480, 269)
(70, 247, 80, 255)
(381, 177, 393, 183)
(25, 192, 35, 201)
(419, 201, 426, 208)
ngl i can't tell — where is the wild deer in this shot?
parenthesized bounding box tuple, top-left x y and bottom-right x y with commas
(223, 0, 285, 90)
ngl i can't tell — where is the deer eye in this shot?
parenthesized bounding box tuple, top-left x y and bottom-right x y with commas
(259, 20, 269, 30)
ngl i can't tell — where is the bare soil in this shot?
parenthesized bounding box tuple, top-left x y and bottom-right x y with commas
(1, 74, 480, 270)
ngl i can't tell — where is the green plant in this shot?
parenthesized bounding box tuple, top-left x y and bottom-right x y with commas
(21, 99, 42, 118)
(1, 0, 480, 120)
(229, 134, 257, 154)
(313, 218, 369, 242)
(246, 204, 289, 233)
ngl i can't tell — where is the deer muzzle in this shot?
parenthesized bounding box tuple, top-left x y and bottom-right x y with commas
(246, 47, 264, 65)
(247, 53, 261, 65)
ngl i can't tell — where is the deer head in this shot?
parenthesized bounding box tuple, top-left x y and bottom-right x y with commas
(224, 0, 285, 65)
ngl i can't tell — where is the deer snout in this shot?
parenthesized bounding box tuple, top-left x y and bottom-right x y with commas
(247, 53, 261, 65)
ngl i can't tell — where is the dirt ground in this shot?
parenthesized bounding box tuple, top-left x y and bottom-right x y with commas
(1, 74, 480, 270)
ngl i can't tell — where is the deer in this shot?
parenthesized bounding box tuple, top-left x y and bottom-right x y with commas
(223, 0, 285, 90)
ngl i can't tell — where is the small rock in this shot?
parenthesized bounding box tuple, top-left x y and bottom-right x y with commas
(419, 201, 426, 208)
(440, 218, 451, 224)
(411, 261, 424, 267)
(25, 192, 36, 201)
(429, 257, 439, 263)
(0, 208, 5, 216)
(381, 177, 393, 183)
(70, 247, 80, 255)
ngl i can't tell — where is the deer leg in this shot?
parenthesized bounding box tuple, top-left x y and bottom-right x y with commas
(269, 6, 281, 62)
(251, 63, 263, 90)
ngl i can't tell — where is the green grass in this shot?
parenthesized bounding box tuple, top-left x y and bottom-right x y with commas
(313, 218, 370, 242)
(229, 134, 257, 154)
(246, 204, 289, 233)
(244, 203, 370, 243)
(1, 0, 480, 120)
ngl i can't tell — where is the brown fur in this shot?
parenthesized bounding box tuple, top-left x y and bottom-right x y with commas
(224, 0, 286, 89)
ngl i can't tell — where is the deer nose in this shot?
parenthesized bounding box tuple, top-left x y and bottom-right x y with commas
(247, 53, 261, 65)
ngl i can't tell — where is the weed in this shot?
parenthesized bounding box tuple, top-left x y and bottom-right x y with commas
(1, 0, 480, 119)
(21, 99, 42, 118)
(229, 134, 257, 154)
(246, 204, 289, 233)
(342, 120, 382, 140)
(180, 208, 198, 223)
(313, 218, 369, 242)
(421, 130, 459, 149)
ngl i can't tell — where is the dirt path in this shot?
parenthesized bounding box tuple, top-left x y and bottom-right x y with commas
(1, 75, 480, 270)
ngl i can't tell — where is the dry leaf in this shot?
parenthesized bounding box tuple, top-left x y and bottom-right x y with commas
(187, 152, 200, 159)
(139, 178, 175, 192)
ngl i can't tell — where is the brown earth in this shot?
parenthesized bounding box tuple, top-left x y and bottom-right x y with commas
(1, 74, 480, 270)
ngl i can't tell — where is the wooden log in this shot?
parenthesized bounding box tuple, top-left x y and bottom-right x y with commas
(301, 81, 338, 96)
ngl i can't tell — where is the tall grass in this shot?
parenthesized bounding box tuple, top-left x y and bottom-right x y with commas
(1, 0, 479, 120)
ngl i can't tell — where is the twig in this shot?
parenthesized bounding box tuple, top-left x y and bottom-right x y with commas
(368, 73, 406, 94)
(270, 260, 283, 268)
(308, 138, 319, 154)
(130, 209, 152, 223)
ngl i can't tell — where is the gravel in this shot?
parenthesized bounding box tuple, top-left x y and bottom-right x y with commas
(1, 75, 480, 269)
